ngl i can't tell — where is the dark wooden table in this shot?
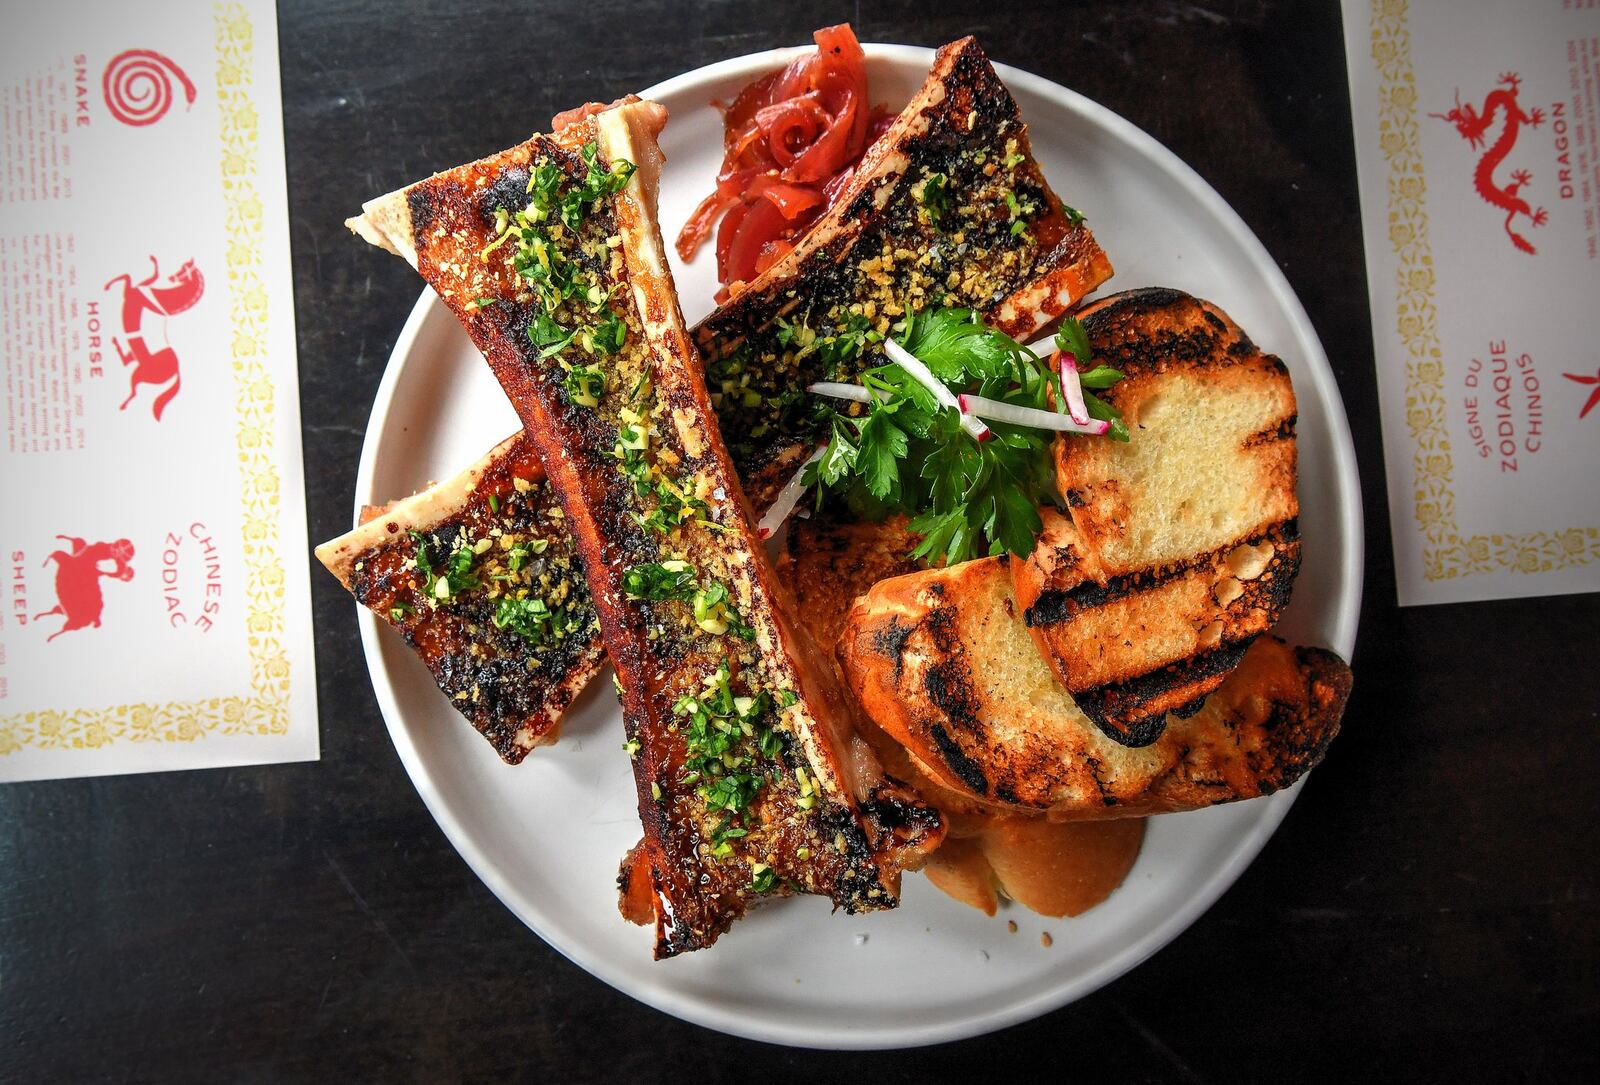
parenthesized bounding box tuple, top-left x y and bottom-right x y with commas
(5, 1, 1596, 1080)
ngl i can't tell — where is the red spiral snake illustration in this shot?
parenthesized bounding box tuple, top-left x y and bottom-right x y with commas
(102, 49, 197, 127)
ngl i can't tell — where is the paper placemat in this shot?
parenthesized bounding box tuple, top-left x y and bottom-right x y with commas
(1, 1, 317, 781)
(1343, 0, 1599, 604)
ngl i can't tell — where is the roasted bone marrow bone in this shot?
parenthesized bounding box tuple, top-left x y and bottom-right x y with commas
(315, 432, 602, 762)
(693, 36, 1114, 511)
(348, 100, 940, 956)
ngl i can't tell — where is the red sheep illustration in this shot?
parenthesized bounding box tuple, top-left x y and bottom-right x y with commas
(34, 536, 136, 642)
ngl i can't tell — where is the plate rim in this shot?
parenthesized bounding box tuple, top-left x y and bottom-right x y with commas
(350, 43, 1365, 1049)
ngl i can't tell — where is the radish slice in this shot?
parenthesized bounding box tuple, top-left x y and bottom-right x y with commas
(957, 393, 1110, 435)
(1056, 350, 1091, 425)
(756, 442, 829, 539)
(806, 381, 875, 404)
(883, 338, 991, 442)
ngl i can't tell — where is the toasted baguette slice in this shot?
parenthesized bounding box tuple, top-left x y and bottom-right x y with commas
(348, 100, 939, 956)
(316, 433, 602, 762)
(837, 554, 1348, 817)
(1010, 289, 1301, 741)
(694, 36, 1114, 511)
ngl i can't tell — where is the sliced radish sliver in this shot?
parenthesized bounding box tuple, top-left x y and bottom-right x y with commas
(883, 338, 991, 442)
(806, 381, 875, 404)
(756, 442, 829, 540)
(1056, 351, 1091, 425)
(957, 393, 1110, 435)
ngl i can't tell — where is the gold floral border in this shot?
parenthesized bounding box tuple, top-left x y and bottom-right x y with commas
(1370, 0, 1599, 581)
(0, 3, 289, 756)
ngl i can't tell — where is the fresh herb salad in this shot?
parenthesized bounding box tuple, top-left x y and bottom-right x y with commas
(800, 307, 1127, 566)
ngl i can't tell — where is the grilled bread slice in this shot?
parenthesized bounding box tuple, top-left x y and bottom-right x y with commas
(348, 100, 939, 956)
(1012, 288, 1301, 742)
(694, 35, 1114, 512)
(836, 554, 1348, 817)
(316, 432, 602, 762)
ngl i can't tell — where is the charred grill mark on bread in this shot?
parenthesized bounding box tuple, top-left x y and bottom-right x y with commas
(1021, 521, 1301, 624)
(692, 37, 1114, 510)
(1066, 642, 1251, 747)
(315, 433, 602, 761)
(348, 101, 941, 957)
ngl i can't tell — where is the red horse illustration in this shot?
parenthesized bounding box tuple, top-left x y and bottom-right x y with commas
(1564, 368, 1600, 420)
(104, 255, 204, 420)
(1431, 73, 1548, 254)
(33, 536, 136, 642)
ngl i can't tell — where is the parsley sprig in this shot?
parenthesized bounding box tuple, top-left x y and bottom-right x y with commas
(802, 307, 1127, 566)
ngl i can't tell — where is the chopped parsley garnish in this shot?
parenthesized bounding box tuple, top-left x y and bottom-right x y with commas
(587, 309, 628, 355)
(492, 595, 573, 645)
(621, 559, 698, 601)
(803, 307, 1127, 566)
(563, 362, 606, 407)
(622, 561, 753, 639)
(409, 530, 480, 600)
(672, 662, 790, 850)
(529, 312, 574, 360)
(691, 580, 755, 639)
(818, 312, 883, 375)
(483, 144, 638, 366)
(562, 142, 637, 228)
(917, 171, 951, 227)
(505, 538, 547, 574)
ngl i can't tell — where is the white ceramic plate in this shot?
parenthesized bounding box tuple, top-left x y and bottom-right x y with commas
(352, 45, 1363, 1049)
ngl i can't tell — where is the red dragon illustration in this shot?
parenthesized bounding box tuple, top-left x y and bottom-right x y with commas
(1430, 72, 1548, 254)
(104, 255, 205, 420)
(33, 536, 136, 643)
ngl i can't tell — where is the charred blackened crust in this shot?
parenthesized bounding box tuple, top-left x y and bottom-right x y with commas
(692, 36, 1114, 511)
(315, 432, 603, 762)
